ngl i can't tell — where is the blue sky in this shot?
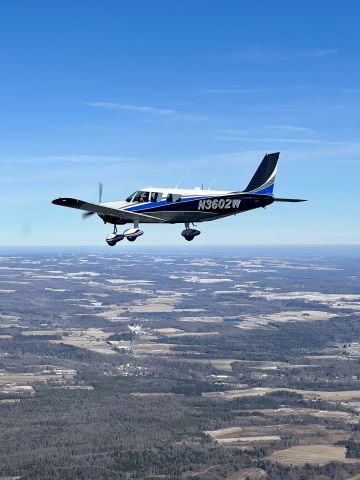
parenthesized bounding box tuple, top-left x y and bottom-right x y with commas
(1, 0, 359, 246)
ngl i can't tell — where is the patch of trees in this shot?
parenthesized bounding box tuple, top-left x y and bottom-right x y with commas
(337, 440, 360, 459)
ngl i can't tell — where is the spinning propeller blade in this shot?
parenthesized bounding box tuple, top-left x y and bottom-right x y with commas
(82, 182, 103, 219)
(99, 182, 103, 203)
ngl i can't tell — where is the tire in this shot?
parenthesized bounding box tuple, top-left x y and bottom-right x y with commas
(107, 241, 116, 247)
(127, 236, 137, 242)
(184, 235, 194, 241)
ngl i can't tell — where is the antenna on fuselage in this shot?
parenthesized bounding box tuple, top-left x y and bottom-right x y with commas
(208, 177, 218, 190)
(175, 175, 184, 189)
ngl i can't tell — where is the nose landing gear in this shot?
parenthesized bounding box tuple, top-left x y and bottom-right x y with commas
(181, 223, 201, 241)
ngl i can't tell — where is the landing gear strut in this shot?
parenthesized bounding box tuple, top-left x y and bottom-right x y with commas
(181, 222, 201, 241)
(106, 222, 144, 246)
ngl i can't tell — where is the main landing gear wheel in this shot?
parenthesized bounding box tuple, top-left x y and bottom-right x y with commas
(184, 234, 194, 241)
(123, 228, 144, 242)
(181, 223, 201, 242)
(105, 225, 144, 246)
(106, 225, 124, 246)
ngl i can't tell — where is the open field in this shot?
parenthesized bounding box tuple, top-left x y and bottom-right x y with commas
(234, 310, 338, 329)
(228, 468, 267, 479)
(268, 445, 360, 466)
(43, 328, 116, 354)
(203, 387, 360, 402)
(234, 407, 358, 423)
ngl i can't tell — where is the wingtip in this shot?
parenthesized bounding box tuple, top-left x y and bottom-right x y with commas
(52, 197, 79, 207)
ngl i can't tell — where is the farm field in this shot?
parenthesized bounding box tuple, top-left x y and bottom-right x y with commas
(1, 247, 360, 479)
(268, 445, 360, 466)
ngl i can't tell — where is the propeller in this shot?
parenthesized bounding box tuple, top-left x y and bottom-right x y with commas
(98, 182, 103, 203)
(82, 182, 103, 219)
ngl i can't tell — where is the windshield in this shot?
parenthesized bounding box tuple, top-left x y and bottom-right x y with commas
(125, 191, 137, 202)
(133, 191, 150, 203)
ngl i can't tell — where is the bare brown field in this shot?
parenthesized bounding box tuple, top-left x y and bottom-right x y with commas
(228, 467, 267, 479)
(49, 328, 116, 355)
(220, 435, 281, 444)
(235, 407, 357, 423)
(268, 445, 360, 466)
(207, 424, 347, 447)
(132, 342, 174, 355)
(203, 387, 360, 402)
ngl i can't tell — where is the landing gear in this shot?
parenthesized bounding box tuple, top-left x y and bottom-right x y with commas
(106, 223, 144, 246)
(123, 227, 144, 242)
(181, 222, 201, 242)
(106, 225, 125, 246)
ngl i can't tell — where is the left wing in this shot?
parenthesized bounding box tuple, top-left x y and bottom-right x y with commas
(51, 198, 166, 222)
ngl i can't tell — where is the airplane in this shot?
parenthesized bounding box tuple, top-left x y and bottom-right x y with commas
(52, 152, 306, 246)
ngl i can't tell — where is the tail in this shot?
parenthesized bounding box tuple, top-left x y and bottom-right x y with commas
(243, 152, 279, 195)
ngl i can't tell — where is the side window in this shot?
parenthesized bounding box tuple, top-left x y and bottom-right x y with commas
(167, 193, 182, 203)
(150, 192, 162, 202)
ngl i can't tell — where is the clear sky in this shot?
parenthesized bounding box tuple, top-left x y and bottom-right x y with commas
(1, 0, 359, 246)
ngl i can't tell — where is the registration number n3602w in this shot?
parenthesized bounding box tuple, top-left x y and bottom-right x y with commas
(198, 198, 241, 210)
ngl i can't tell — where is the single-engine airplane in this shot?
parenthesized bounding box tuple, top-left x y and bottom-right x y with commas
(52, 152, 306, 246)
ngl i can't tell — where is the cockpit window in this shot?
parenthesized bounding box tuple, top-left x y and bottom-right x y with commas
(133, 190, 150, 203)
(126, 191, 137, 202)
(166, 193, 182, 203)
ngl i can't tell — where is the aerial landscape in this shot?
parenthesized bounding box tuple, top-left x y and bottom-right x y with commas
(1, 1, 360, 478)
(1, 247, 360, 479)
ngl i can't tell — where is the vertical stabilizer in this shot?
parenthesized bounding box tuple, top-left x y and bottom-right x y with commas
(244, 152, 280, 195)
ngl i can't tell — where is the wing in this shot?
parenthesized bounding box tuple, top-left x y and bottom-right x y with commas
(51, 198, 166, 222)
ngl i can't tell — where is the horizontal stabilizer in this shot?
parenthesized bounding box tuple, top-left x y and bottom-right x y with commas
(273, 197, 307, 202)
